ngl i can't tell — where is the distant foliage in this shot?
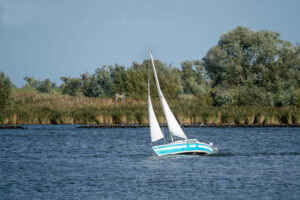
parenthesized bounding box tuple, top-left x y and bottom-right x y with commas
(58, 60, 185, 100)
(81, 66, 113, 98)
(24, 76, 56, 93)
(19, 26, 300, 107)
(124, 60, 183, 99)
(204, 26, 300, 106)
(37, 79, 56, 93)
(180, 60, 212, 104)
(0, 72, 12, 109)
(24, 76, 38, 88)
(60, 77, 82, 96)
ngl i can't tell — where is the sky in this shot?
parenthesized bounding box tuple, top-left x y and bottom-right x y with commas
(0, 0, 299, 87)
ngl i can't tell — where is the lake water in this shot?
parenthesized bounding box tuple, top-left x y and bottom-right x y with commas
(0, 125, 299, 200)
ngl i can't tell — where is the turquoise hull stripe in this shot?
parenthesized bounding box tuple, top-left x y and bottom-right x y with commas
(152, 143, 213, 156)
(153, 143, 212, 150)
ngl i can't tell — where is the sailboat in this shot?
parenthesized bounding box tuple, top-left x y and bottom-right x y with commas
(148, 51, 217, 156)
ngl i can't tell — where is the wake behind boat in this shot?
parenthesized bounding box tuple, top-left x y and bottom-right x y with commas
(148, 51, 217, 156)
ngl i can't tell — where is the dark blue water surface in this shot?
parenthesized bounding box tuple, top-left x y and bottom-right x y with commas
(0, 125, 299, 200)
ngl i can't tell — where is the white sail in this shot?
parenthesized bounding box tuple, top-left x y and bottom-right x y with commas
(149, 51, 187, 140)
(148, 76, 164, 142)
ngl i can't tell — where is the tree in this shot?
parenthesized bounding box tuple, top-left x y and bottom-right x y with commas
(181, 61, 197, 94)
(125, 61, 148, 98)
(0, 72, 12, 109)
(24, 76, 56, 93)
(94, 66, 113, 97)
(194, 60, 208, 84)
(80, 67, 114, 98)
(110, 64, 127, 94)
(179, 60, 212, 105)
(60, 77, 82, 96)
(149, 60, 183, 99)
(204, 26, 300, 106)
(24, 76, 38, 88)
(81, 73, 101, 97)
(124, 60, 183, 99)
(36, 78, 56, 93)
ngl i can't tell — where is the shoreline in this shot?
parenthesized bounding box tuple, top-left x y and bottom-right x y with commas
(77, 124, 300, 128)
(1, 124, 300, 129)
(0, 125, 27, 129)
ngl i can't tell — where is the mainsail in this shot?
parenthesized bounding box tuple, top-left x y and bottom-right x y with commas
(148, 75, 164, 142)
(149, 51, 187, 141)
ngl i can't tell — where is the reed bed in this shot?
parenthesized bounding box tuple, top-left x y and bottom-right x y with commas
(1, 90, 299, 125)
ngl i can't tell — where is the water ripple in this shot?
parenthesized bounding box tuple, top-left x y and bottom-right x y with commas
(0, 126, 299, 200)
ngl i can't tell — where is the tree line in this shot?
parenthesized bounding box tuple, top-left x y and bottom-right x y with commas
(1, 26, 300, 107)
(23, 60, 210, 103)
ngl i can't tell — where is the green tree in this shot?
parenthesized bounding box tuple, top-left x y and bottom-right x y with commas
(150, 60, 183, 99)
(110, 64, 127, 94)
(194, 60, 207, 84)
(181, 61, 197, 94)
(204, 26, 300, 106)
(126, 59, 183, 99)
(24, 76, 56, 93)
(94, 66, 113, 97)
(81, 73, 101, 97)
(36, 78, 56, 93)
(79, 67, 114, 98)
(24, 76, 38, 88)
(60, 77, 82, 96)
(125, 61, 148, 98)
(180, 60, 212, 105)
(0, 72, 12, 109)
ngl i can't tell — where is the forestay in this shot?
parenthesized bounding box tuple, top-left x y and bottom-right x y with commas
(149, 51, 187, 141)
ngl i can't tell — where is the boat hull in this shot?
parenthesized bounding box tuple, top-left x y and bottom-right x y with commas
(152, 142, 215, 156)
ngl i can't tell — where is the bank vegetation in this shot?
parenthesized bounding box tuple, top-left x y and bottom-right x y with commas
(0, 26, 299, 125)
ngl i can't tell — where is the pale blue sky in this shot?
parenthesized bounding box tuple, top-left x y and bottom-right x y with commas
(0, 0, 299, 87)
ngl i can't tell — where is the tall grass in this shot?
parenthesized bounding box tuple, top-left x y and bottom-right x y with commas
(1, 90, 299, 125)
